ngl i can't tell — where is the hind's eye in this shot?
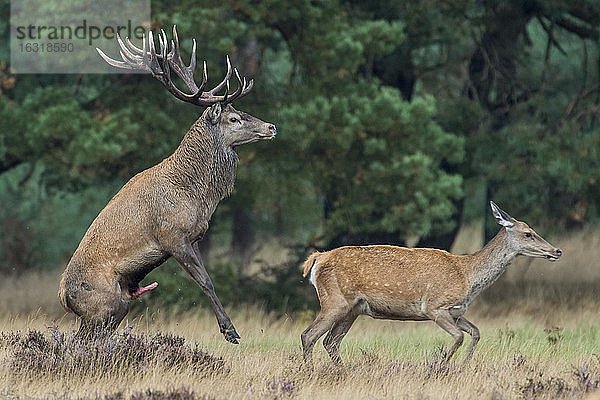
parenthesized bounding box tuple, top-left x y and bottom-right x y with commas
(525, 232, 532, 238)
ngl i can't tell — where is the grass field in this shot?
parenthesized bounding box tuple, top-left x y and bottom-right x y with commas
(2, 306, 600, 399)
(1, 230, 600, 399)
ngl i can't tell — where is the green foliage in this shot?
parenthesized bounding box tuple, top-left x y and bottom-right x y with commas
(0, 0, 598, 312)
(282, 88, 463, 240)
(476, 120, 600, 227)
(0, 165, 119, 273)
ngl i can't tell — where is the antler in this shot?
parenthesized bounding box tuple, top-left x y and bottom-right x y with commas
(96, 26, 254, 107)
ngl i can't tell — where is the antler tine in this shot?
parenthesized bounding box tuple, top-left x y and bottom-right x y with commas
(148, 31, 156, 64)
(240, 77, 251, 98)
(220, 68, 255, 105)
(223, 68, 245, 103)
(187, 38, 210, 96)
(188, 38, 197, 74)
(222, 79, 230, 104)
(171, 25, 179, 51)
(116, 34, 140, 65)
(158, 29, 205, 104)
(144, 30, 166, 78)
(159, 28, 171, 76)
(141, 33, 148, 70)
(158, 29, 189, 101)
(191, 60, 209, 102)
(97, 26, 255, 107)
(202, 60, 208, 87)
(96, 46, 131, 69)
(168, 23, 204, 90)
(146, 31, 166, 77)
(243, 78, 255, 94)
(208, 55, 233, 96)
(96, 33, 146, 71)
(165, 26, 203, 95)
(124, 36, 144, 55)
(158, 29, 170, 78)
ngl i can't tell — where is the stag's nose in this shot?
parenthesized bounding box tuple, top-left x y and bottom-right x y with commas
(268, 124, 277, 136)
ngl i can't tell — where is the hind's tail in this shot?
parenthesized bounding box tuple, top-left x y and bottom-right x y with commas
(302, 251, 321, 278)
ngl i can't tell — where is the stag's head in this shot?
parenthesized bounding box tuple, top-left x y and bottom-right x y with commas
(490, 201, 562, 261)
(204, 103, 276, 148)
(97, 26, 276, 148)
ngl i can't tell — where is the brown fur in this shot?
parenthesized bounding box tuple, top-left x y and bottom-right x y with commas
(302, 252, 321, 278)
(307, 246, 469, 314)
(301, 202, 562, 366)
(59, 104, 275, 341)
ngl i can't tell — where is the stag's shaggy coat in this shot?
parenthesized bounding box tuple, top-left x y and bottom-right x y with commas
(59, 27, 276, 343)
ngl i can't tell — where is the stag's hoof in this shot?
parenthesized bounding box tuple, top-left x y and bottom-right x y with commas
(223, 328, 241, 344)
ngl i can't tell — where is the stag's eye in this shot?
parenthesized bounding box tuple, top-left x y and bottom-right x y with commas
(229, 116, 240, 123)
(525, 232, 532, 238)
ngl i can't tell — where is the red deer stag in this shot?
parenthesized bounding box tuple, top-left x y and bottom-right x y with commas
(301, 201, 562, 365)
(59, 27, 276, 343)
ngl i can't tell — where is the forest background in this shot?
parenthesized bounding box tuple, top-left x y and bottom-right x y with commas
(0, 0, 598, 314)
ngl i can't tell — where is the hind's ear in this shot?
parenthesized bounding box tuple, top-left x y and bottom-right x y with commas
(207, 103, 222, 125)
(490, 201, 515, 228)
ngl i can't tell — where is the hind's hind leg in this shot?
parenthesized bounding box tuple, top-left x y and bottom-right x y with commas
(301, 305, 350, 368)
(323, 310, 358, 364)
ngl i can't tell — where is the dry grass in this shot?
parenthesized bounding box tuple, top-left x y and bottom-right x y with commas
(1, 229, 600, 399)
(1, 306, 600, 400)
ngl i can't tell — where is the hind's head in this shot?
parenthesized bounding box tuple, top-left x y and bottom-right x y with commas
(490, 201, 562, 262)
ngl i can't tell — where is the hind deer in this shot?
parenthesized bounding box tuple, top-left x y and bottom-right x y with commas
(301, 201, 562, 365)
(59, 27, 276, 343)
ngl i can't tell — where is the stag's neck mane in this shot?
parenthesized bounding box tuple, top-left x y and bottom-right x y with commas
(165, 118, 238, 202)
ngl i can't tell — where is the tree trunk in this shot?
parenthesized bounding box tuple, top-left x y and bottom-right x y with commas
(231, 205, 254, 278)
(450, 177, 486, 255)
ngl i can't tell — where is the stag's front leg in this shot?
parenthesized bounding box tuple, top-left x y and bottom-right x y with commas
(171, 239, 240, 344)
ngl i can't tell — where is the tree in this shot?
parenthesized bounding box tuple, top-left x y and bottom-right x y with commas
(0, 0, 598, 304)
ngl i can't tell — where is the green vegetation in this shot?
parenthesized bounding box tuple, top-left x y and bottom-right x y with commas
(0, 2, 598, 308)
(1, 4, 599, 398)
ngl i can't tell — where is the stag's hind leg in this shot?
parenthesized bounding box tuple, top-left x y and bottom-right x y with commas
(76, 312, 127, 340)
(61, 272, 128, 339)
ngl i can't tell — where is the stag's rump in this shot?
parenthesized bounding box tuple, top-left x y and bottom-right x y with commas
(59, 170, 171, 316)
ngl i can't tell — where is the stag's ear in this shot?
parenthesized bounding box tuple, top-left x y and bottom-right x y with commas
(490, 201, 515, 228)
(207, 103, 222, 125)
